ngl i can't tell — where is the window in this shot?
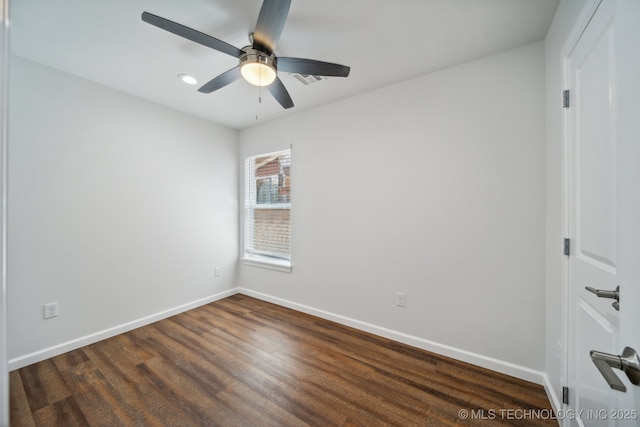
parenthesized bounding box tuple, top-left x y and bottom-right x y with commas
(243, 149, 291, 271)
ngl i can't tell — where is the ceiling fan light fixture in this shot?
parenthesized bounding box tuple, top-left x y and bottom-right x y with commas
(240, 48, 277, 87)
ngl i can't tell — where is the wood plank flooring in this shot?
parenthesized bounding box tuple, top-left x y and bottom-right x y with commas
(10, 294, 556, 426)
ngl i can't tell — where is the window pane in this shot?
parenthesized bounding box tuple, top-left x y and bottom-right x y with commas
(253, 209, 290, 257)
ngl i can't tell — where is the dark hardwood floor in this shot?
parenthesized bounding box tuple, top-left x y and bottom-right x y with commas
(10, 294, 556, 426)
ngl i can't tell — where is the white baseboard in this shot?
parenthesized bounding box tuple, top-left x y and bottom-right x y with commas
(8, 288, 238, 371)
(542, 373, 563, 426)
(238, 287, 546, 385)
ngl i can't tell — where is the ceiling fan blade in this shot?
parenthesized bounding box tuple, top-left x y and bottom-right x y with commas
(198, 67, 242, 93)
(267, 77, 294, 109)
(277, 58, 350, 77)
(142, 12, 242, 58)
(253, 0, 291, 54)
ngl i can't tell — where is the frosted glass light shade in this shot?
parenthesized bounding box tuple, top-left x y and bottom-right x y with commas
(241, 62, 277, 87)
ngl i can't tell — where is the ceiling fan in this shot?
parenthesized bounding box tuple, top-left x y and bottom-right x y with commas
(142, 0, 351, 109)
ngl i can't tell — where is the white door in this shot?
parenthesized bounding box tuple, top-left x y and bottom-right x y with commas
(566, 0, 640, 426)
(615, 0, 640, 422)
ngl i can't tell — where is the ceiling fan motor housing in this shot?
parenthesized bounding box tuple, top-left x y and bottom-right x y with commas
(239, 47, 277, 86)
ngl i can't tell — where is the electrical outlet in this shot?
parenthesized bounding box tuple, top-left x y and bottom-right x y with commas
(44, 302, 58, 319)
(215, 267, 221, 277)
(396, 292, 406, 307)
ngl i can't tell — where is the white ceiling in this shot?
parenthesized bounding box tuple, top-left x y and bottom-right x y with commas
(10, 0, 559, 130)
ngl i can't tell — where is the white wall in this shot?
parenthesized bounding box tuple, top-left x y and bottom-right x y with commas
(8, 57, 238, 368)
(239, 43, 546, 380)
(543, 0, 589, 410)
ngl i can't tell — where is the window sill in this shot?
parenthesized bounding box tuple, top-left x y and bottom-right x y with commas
(242, 257, 292, 273)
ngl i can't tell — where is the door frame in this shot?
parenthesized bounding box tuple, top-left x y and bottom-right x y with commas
(559, 0, 603, 423)
(0, 0, 8, 424)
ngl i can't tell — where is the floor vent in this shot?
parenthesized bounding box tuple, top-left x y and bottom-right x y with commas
(291, 73, 327, 85)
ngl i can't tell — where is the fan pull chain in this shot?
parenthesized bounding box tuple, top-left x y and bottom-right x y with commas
(256, 86, 263, 121)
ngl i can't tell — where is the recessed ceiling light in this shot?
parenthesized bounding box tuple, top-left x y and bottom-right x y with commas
(177, 74, 198, 85)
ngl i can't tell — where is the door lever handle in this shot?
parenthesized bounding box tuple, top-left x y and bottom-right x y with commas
(590, 350, 627, 391)
(585, 285, 620, 310)
(590, 347, 640, 392)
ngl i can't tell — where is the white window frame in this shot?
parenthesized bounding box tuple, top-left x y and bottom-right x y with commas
(242, 149, 292, 272)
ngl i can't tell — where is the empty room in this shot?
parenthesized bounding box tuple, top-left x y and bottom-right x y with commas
(1, 0, 639, 425)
